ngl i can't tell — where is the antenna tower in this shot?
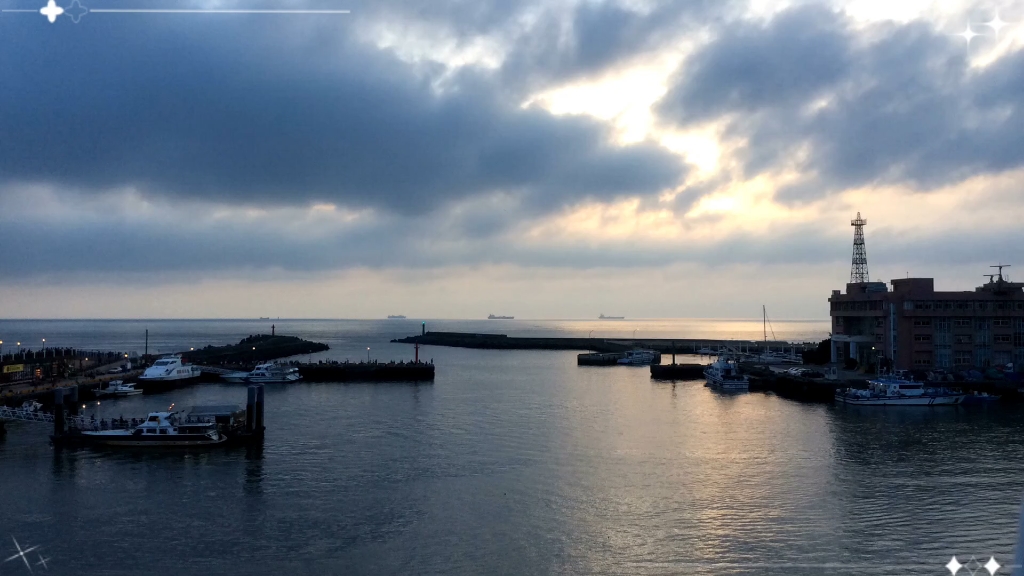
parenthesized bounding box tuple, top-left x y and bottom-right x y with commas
(850, 212, 869, 283)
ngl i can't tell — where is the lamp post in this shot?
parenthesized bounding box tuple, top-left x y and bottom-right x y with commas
(0, 340, 4, 360)
(367, 347, 371, 363)
(41, 338, 46, 359)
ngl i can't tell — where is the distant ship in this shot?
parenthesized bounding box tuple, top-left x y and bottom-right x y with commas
(599, 314, 625, 320)
(488, 314, 514, 320)
(387, 315, 407, 319)
(259, 317, 270, 320)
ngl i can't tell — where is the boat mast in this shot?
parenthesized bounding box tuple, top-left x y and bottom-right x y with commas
(763, 304, 767, 356)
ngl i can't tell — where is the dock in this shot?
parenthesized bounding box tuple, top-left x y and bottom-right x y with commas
(297, 361, 434, 382)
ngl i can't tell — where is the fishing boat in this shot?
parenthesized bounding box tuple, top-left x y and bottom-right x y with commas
(616, 349, 658, 365)
(72, 412, 226, 447)
(221, 362, 301, 384)
(834, 375, 965, 406)
(704, 357, 749, 391)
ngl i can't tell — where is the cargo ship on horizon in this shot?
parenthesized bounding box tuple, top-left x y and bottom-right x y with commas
(488, 314, 514, 320)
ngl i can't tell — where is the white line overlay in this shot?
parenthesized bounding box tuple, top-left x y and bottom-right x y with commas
(88, 9, 350, 13)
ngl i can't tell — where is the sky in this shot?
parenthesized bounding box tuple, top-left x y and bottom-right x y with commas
(1, 0, 1023, 319)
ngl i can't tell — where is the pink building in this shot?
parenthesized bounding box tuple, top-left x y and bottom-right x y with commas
(829, 274, 1024, 372)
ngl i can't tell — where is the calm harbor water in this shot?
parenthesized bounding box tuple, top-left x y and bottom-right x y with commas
(1, 319, 1022, 575)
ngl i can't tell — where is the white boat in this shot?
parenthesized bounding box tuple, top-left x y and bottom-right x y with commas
(221, 362, 301, 384)
(617, 349, 658, 365)
(704, 357, 749, 391)
(20, 400, 43, 412)
(835, 376, 965, 406)
(110, 382, 143, 397)
(77, 412, 226, 447)
(138, 355, 201, 384)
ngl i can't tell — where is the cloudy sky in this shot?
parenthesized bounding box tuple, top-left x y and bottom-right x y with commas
(1, 0, 1022, 319)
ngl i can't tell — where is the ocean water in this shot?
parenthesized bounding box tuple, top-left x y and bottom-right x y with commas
(0, 319, 1022, 575)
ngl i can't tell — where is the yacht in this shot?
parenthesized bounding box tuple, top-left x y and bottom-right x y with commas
(835, 375, 965, 406)
(76, 412, 226, 447)
(488, 314, 514, 320)
(704, 357, 749, 391)
(139, 355, 201, 383)
(221, 362, 301, 384)
(599, 314, 625, 320)
(93, 380, 120, 398)
(617, 349, 657, 365)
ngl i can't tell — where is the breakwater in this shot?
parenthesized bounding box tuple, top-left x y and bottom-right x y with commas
(392, 331, 814, 353)
(182, 334, 329, 365)
(298, 361, 434, 382)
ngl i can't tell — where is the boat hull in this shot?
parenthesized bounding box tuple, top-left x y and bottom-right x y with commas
(136, 375, 201, 393)
(53, 433, 227, 447)
(834, 394, 965, 406)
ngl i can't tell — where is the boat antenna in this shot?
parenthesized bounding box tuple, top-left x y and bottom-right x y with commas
(991, 264, 1011, 282)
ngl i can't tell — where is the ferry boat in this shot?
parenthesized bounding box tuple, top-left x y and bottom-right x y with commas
(488, 314, 514, 320)
(74, 412, 226, 447)
(704, 357, 749, 391)
(617, 349, 657, 365)
(834, 376, 965, 406)
(138, 355, 201, 388)
(221, 362, 301, 384)
(599, 314, 625, 320)
(387, 315, 407, 319)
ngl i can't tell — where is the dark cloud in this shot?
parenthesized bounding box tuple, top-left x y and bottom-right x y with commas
(657, 5, 1024, 200)
(499, 0, 731, 91)
(0, 5, 684, 215)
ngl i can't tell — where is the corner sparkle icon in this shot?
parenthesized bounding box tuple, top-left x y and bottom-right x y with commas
(3, 536, 40, 572)
(39, 0, 62, 22)
(64, 0, 87, 23)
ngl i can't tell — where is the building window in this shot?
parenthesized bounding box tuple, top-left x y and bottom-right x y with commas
(914, 334, 932, 342)
(904, 301, 914, 310)
(954, 351, 972, 366)
(935, 319, 951, 333)
(935, 347, 952, 368)
(954, 319, 971, 327)
(913, 319, 932, 327)
(995, 334, 1012, 344)
(993, 319, 1011, 327)
(976, 320, 989, 330)
(956, 302, 970, 310)
(955, 334, 973, 344)
(977, 302, 989, 311)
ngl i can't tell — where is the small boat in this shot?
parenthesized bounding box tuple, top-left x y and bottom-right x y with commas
(704, 357, 749, 391)
(74, 412, 226, 447)
(110, 382, 143, 397)
(834, 375, 965, 406)
(93, 380, 121, 398)
(599, 314, 625, 320)
(962, 391, 1000, 405)
(617, 349, 658, 365)
(387, 315, 407, 319)
(221, 362, 301, 384)
(488, 314, 514, 320)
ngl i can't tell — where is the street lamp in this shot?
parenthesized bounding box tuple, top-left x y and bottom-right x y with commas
(367, 347, 371, 363)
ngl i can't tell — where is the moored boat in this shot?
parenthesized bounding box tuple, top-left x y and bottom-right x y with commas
(617, 349, 658, 365)
(834, 376, 965, 406)
(69, 412, 226, 447)
(704, 357, 749, 391)
(221, 361, 301, 384)
(137, 355, 201, 391)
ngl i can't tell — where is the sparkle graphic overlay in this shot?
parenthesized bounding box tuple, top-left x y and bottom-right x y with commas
(4, 536, 40, 572)
(946, 555, 1006, 575)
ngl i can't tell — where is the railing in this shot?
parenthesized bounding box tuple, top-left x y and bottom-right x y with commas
(0, 407, 97, 430)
